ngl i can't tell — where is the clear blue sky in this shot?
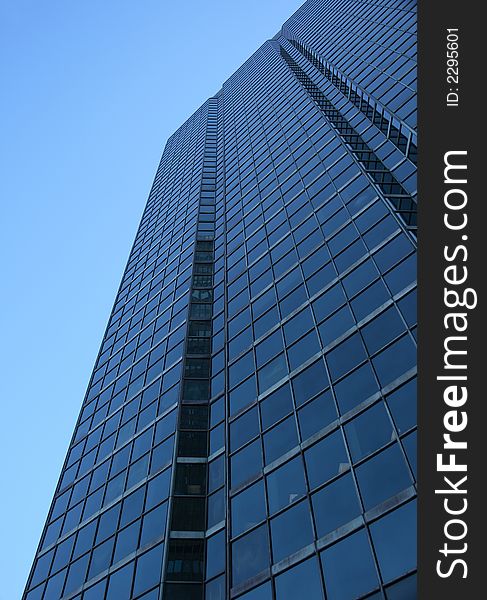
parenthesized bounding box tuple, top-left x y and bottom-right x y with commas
(0, 1, 301, 596)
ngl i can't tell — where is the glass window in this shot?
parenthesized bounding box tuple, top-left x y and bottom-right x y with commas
(43, 568, 66, 598)
(96, 503, 121, 544)
(140, 502, 167, 546)
(210, 423, 224, 455)
(206, 529, 226, 580)
(345, 401, 394, 462)
(370, 500, 417, 583)
(312, 473, 361, 537)
(258, 353, 287, 393)
(172, 497, 205, 532)
(318, 305, 355, 347)
(292, 360, 329, 406)
(275, 556, 324, 600)
(356, 444, 412, 510)
(210, 398, 225, 428)
(403, 430, 417, 478)
(305, 430, 349, 489)
(206, 575, 225, 600)
(312, 284, 346, 322)
(51, 535, 75, 574)
(232, 525, 270, 586)
(83, 579, 107, 600)
(326, 333, 366, 381)
(106, 562, 134, 600)
(385, 573, 417, 599)
(127, 453, 149, 489)
(180, 406, 208, 431)
(207, 488, 225, 529)
(30, 549, 54, 587)
(271, 499, 314, 563)
(63, 553, 89, 596)
(88, 536, 115, 579)
(146, 467, 171, 510)
(398, 289, 417, 327)
(232, 480, 266, 536)
(374, 234, 412, 273)
(298, 390, 337, 440)
(166, 539, 204, 582)
(263, 416, 298, 464)
(178, 431, 207, 458)
(256, 329, 284, 367)
(334, 362, 379, 415)
(230, 407, 259, 452)
(351, 279, 389, 321)
(113, 520, 141, 563)
(361, 306, 405, 354)
(229, 328, 253, 361)
(306, 262, 337, 297)
(283, 307, 314, 345)
(287, 330, 321, 371)
(260, 384, 293, 430)
(231, 439, 262, 489)
(133, 544, 164, 596)
(372, 334, 416, 388)
(254, 306, 280, 340)
(279, 284, 308, 318)
(266, 454, 306, 514)
(151, 436, 174, 472)
(321, 529, 379, 599)
(342, 259, 379, 298)
(237, 581, 272, 600)
(229, 351, 254, 388)
(229, 376, 256, 416)
(386, 378, 417, 434)
(208, 455, 224, 493)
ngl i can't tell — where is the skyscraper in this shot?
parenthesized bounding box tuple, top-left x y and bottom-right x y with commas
(24, 0, 417, 598)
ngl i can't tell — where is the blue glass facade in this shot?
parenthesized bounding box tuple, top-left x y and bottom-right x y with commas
(24, 0, 417, 598)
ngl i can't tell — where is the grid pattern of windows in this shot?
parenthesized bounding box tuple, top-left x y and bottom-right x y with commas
(279, 45, 416, 230)
(286, 37, 417, 163)
(24, 1, 416, 599)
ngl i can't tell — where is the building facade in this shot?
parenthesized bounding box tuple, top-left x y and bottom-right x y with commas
(24, 0, 417, 598)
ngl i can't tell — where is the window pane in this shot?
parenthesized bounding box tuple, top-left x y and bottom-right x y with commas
(238, 581, 272, 600)
(231, 439, 262, 489)
(312, 473, 361, 537)
(321, 529, 379, 599)
(232, 525, 270, 586)
(263, 416, 298, 464)
(133, 544, 164, 596)
(298, 390, 337, 440)
(305, 430, 349, 490)
(372, 335, 416, 388)
(345, 401, 394, 462)
(275, 556, 324, 600)
(106, 562, 134, 600)
(232, 480, 266, 536)
(292, 360, 329, 406)
(260, 384, 293, 430)
(230, 407, 259, 452)
(370, 500, 417, 583)
(386, 378, 416, 434)
(356, 444, 412, 510)
(270, 500, 314, 562)
(206, 530, 226, 580)
(334, 362, 378, 415)
(326, 333, 366, 381)
(258, 353, 287, 393)
(267, 455, 307, 514)
(140, 502, 167, 546)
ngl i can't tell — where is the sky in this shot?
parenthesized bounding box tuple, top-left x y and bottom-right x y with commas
(0, 1, 302, 597)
